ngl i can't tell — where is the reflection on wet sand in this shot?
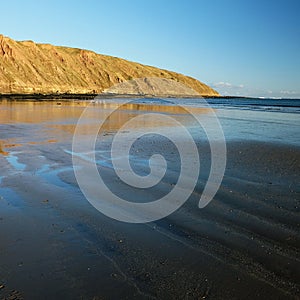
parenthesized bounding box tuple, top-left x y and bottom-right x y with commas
(0, 140, 22, 156)
(27, 139, 57, 145)
(0, 141, 8, 155)
(91, 100, 210, 115)
(46, 101, 210, 136)
(0, 100, 86, 124)
(0, 99, 210, 156)
(47, 112, 195, 136)
(0, 139, 57, 156)
(0, 99, 210, 151)
(0, 99, 209, 124)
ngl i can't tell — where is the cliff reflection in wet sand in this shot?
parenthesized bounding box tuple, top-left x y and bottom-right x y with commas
(0, 140, 24, 156)
(0, 141, 8, 155)
(0, 100, 210, 139)
(0, 99, 208, 123)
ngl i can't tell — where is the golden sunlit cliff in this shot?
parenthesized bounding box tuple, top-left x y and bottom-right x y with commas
(0, 34, 219, 97)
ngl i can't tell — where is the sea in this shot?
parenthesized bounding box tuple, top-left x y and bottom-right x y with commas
(130, 97, 300, 114)
(91, 97, 300, 146)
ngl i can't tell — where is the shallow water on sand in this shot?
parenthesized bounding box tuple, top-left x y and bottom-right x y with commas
(0, 97, 299, 151)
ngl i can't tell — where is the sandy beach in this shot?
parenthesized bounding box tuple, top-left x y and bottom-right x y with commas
(0, 99, 299, 299)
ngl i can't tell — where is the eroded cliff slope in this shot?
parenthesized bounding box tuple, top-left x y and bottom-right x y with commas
(0, 34, 219, 96)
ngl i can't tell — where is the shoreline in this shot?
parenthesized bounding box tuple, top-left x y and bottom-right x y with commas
(0, 93, 249, 101)
(0, 93, 298, 101)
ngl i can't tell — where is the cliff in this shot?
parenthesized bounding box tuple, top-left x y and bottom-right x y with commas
(0, 34, 219, 97)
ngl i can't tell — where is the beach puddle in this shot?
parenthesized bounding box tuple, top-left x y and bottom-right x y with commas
(36, 165, 74, 188)
(5, 152, 26, 171)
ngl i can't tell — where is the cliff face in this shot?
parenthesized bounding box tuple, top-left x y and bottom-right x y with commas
(103, 77, 201, 97)
(0, 34, 219, 96)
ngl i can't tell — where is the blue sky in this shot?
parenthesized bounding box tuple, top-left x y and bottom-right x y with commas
(1, 0, 299, 97)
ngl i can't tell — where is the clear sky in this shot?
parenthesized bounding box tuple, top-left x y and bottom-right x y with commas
(1, 0, 299, 97)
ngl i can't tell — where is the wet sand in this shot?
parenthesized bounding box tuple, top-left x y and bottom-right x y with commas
(0, 100, 299, 299)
